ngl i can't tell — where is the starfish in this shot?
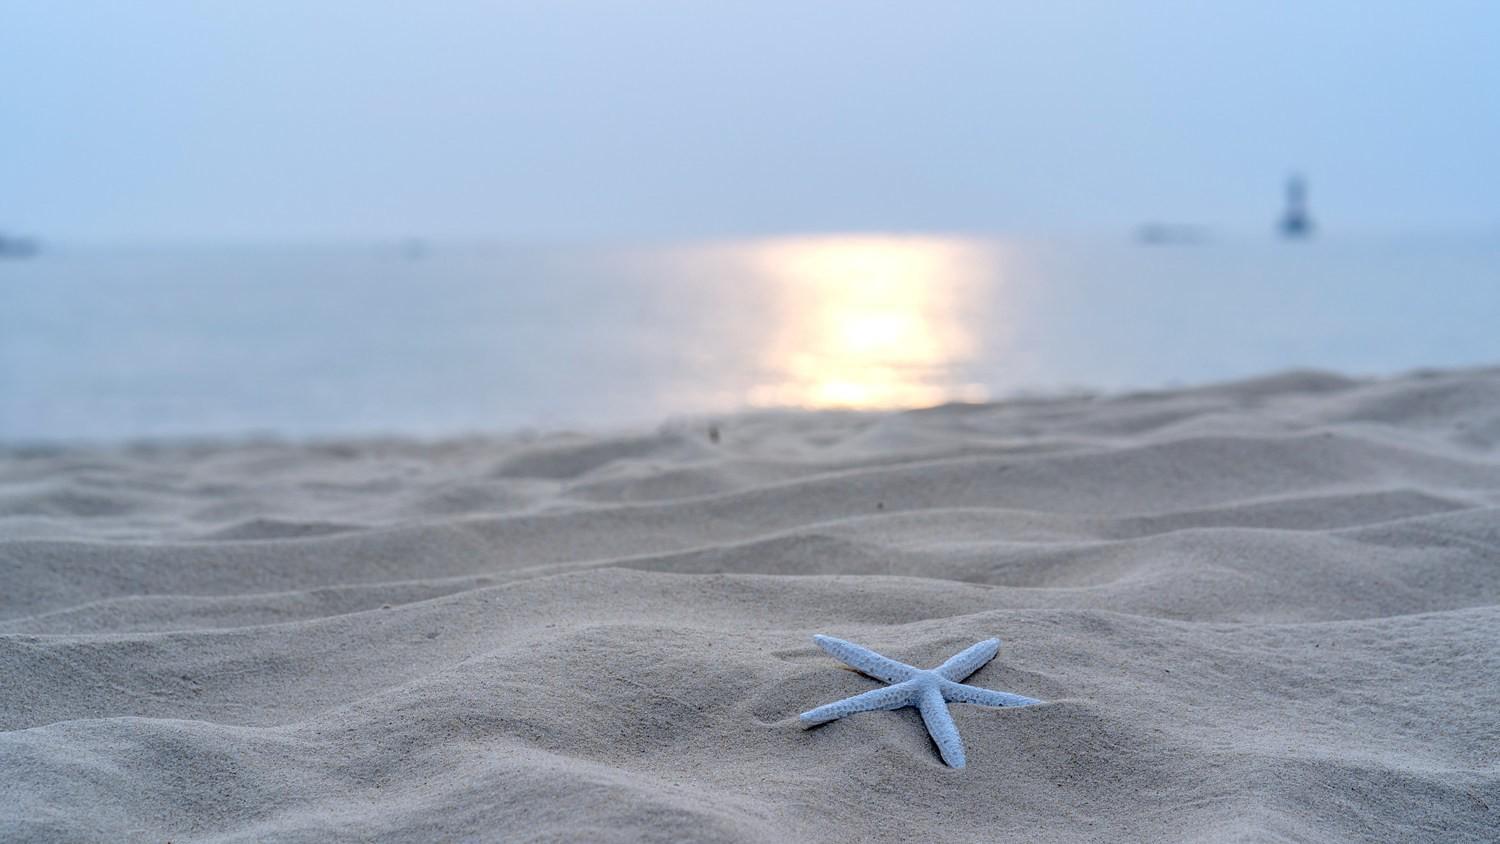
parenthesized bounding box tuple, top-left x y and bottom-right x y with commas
(799, 635, 1041, 768)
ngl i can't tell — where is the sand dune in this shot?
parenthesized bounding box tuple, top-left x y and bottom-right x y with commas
(3, 368, 1499, 841)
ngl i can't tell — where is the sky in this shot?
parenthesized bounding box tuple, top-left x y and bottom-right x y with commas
(2, 1, 1498, 241)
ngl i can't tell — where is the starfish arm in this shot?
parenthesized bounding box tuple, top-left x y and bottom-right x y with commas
(916, 684, 967, 768)
(941, 679, 1042, 708)
(812, 635, 917, 684)
(800, 680, 918, 728)
(934, 638, 1000, 681)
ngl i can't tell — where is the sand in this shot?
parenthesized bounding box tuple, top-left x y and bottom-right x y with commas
(3, 367, 1499, 842)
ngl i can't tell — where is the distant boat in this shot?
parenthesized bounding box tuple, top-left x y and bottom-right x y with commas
(0, 233, 40, 259)
(1278, 174, 1314, 239)
(1136, 223, 1208, 245)
(400, 238, 428, 260)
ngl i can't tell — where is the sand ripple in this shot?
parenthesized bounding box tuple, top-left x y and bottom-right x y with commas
(3, 369, 1499, 841)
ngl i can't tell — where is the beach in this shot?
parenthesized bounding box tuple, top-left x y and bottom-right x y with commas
(3, 366, 1498, 841)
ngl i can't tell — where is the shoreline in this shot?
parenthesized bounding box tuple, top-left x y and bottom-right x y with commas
(3, 365, 1498, 841)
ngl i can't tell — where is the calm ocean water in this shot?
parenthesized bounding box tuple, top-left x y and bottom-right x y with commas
(2, 234, 1498, 442)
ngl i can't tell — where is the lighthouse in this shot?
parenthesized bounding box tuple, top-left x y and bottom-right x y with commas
(1278, 174, 1313, 239)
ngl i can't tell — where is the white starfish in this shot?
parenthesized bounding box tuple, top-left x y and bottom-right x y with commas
(799, 634, 1041, 768)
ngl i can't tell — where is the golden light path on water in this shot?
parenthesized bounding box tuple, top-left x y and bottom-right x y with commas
(737, 235, 1001, 410)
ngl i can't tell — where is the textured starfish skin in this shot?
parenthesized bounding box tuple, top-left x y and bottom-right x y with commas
(800, 635, 1041, 768)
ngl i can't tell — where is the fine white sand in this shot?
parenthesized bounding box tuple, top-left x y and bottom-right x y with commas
(3, 368, 1499, 842)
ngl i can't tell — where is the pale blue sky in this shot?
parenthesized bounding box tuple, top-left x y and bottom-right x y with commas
(2, 1, 1497, 240)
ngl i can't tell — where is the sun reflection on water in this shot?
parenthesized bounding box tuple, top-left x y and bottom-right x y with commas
(739, 235, 999, 410)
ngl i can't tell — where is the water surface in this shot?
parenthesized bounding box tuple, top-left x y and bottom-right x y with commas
(3, 234, 1497, 441)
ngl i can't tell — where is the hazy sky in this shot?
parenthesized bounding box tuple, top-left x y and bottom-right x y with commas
(2, 1, 1497, 240)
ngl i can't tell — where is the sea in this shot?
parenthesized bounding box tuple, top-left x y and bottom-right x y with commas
(3, 233, 1498, 442)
